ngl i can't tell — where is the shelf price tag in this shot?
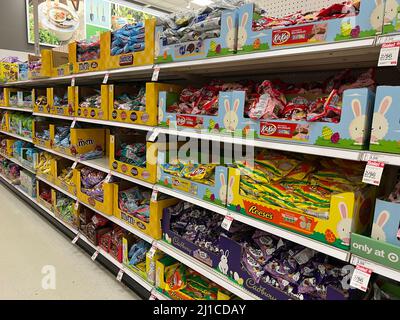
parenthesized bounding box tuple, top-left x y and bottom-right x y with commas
(74, 201, 79, 211)
(151, 65, 160, 81)
(71, 119, 77, 128)
(104, 172, 112, 183)
(71, 161, 78, 169)
(71, 234, 80, 244)
(350, 265, 372, 292)
(103, 73, 109, 84)
(116, 269, 124, 282)
(151, 190, 158, 202)
(378, 42, 400, 67)
(221, 212, 234, 231)
(362, 161, 385, 186)
(149, 292, 157, 300)
(91, 250, 99, 261)
(148, 128, 160, 142)
(148, 242, 158, 259)
(71, 77, 76, 87)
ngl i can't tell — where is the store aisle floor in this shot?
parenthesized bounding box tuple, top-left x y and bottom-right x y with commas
(0, 183, 140, 300)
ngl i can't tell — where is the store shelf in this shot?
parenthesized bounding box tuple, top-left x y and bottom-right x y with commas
(158, 128, 363, 161)
(150, 289, 171, 300)
(36, 175, 77, 200)
(111, 170, 154, 189)
(0, 130, 33, 143)
(155, 185, 227, 215)
(362, 151, 400, 166)
(35, 145, 76, 161)
(350, 255, 400, 283)
(0, 106, 33, 113)
(76, 117, 153, 132)
(0, 152, 36, 174)
(33, 113, 74, 120)
(77, 200, 155, 244)
(78, 157, 109, 173)
(230, 211, 350, 262)
(78, 233, 154, 292)
(156, 241, 261, 300)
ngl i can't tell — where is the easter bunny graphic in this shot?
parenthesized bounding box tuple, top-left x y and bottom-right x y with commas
(370, 0, 386, 31)
(384, 0, 399, 25)
(237, 12, 249, 51)
(371, 96, 392, 145)
(223, 98, 239, 132)
(218, 249, 229, 275)
(219, 172, 228, 204)
(349, 99, 366, 145)
(225, 16, 236, 51)
(371, 210, 390, 242)
(154, 30, 161, 58)
(337, 202, 353, 246)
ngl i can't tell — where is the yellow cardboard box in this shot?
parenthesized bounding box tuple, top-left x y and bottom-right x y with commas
(227, 167, 375, 250)
(36, 180, 54, 211)
(100, 19, 155, 70)
(50, 125, 106, 158)
(28, 54, 49, 79)
(76, 167, 116, 215)
(146, 249, 164, 285)
(54, 158, 77, 196)
(75, 85, 109, 120)
(0, 112, 8, 132)
(33, 120, 52, 149)
(4, 88, 34, 108)
(109, 82, 181, 126)
(114, 182, 179, 239)
(155, 255, 180, 291)
(69, 41, 103, 74)
(52, 189, 79, 228)
(122, 235, 148, 279)
(41, 49, 71, 78)
(109, 133, 158, 183)
(48, 86, 75, 117)
(0, 62, 18, 82)
(33, 88, 52, 114)
(36, 152, 56, 183)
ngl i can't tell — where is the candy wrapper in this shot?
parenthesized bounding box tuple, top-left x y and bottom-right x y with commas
(80, 167, 107, 202)
(113, 87, 146, 111)
(116, 143, 146, 167)
(79, 92, 101, 109)
(76, 39, 100, 62)
(118, 187, 151, 222)
(111, 22, 145, 56)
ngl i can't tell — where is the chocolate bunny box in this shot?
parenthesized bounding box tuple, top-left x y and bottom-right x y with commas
(236, 1, 384, 54)
(159, 87, 375, 151)
(370, 86, 400, 154)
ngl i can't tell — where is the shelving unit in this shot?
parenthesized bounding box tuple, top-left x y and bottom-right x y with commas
(2, 30, 400, 301)
(0, 106, 33, 113)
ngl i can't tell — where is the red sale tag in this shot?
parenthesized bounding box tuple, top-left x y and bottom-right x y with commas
(350, 265, 372, 292)
(378, 42, 400, 67)
(362, 161, 384, 186)
(221, 213, 234, 231)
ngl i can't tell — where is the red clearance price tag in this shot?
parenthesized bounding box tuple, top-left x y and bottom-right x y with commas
(350, 265, 372, 292)
(378, 42, 400, 67)
(362, 161, 384, 186)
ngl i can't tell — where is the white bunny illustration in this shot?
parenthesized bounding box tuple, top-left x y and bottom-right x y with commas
(371, 210, 390, 242)
(384, 0, 399, 24)
(154, 30, 161, 58)
(237, 12, 249, 51)
(349, 99, 366, 145)
(219, 172, 228, 204)
(336, 202, 353, 246)
(371, 96, 392, 145)
(225, 15, 236, 51)
(158, 97, 164, 125)
(218, 249, 229, 275)
(371, 0, 386, 30)
(227, 176, 235, 204)
(223, 98, 239, 132)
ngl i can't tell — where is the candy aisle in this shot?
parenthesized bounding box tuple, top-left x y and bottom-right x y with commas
(1, 0, 400, 302)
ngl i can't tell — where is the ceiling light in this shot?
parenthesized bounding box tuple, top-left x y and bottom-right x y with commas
(191, 0, 213, 6)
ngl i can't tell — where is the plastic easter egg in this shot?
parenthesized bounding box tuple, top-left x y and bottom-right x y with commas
(322, 126, 333, 140)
